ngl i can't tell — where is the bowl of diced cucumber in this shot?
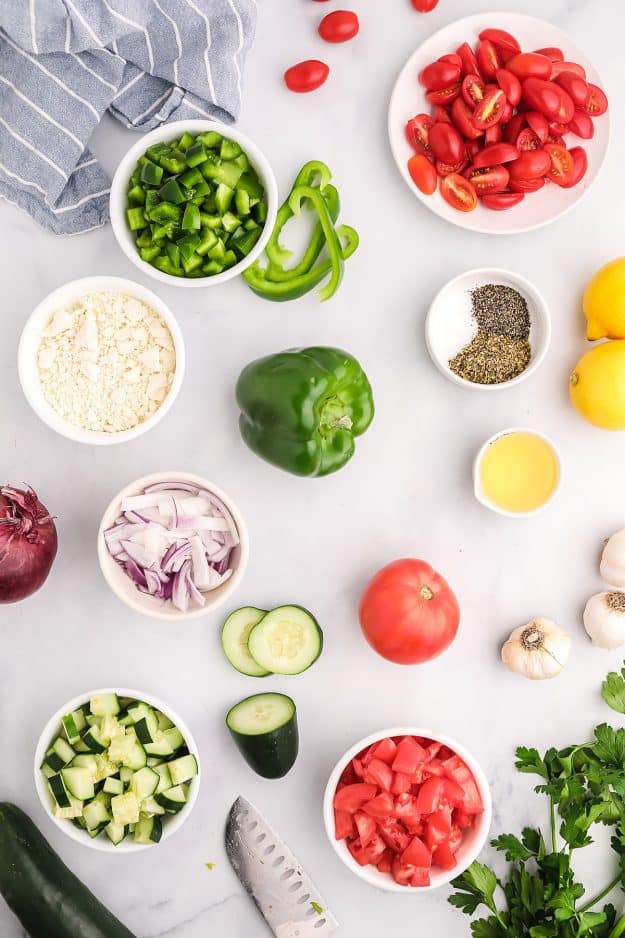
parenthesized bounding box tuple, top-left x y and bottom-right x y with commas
(110, 120, 278, 287)
(34, 689, 201, 851)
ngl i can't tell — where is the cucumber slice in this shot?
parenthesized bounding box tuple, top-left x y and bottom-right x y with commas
(48, 774, 71, 809)
(89, 693, 120, 716)
(221, 607, 271, 677)
(61, 767, 95, 801)
(134, 815, 162, 845)
(226, 693, 298, 779)
(167, 754, 198, 786)
(247, 605, 322, 675)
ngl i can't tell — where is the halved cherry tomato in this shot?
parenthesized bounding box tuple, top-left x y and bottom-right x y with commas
(481, 191, 525, 210)
(501, 101, 514, 124)
(468, 164, 509, 194)
(462, 73, 485, 106)
(411, 0, 439, 10)
(552, 84, 575, 123)
(284, 59, 329, 93)
(440, 173, 477, 211)
(525, 110, 549, 142)
(407, 154, 437, 195)
(544, 142, 575, 186)
(419, 59, 461, 91)
(436, 157, 468, 177)
(560, 145, 588, 187)
(508, 148, 551, 180)
(476, 39, 501, 79)
(478, 28, 521, 55)
(509, 176, 545, 193)
(473, 142, 519, 167)
(585, 83, 608, 116)
(429, 122, 465, 163)
(354, 811, 377, 847)
(334, 783, 377, 813)
(451, 97, 483, 139)
(473, 88, 506, 128)
(516, 127, 541, 151)
(522, 77, 562, 119)
(405, 113, 434, 155)
(401, 834, 432, 869)
(466, 139, 482, 160)
(503, 112, 526, 142)
(496, 68, 521, 106)
(426, 82, 462, 105)
(554, 72, 590, 108)
(432, 105, 452, 123)
(439, 53, 462, 69)
(362, 791, 394, 819)
(484, 124, 503, 145)
(533, 46, 564, 61)
(456, 41, 481, 78)
(505, 52, 552, 80)
(568, 110, 594, 139)
(551, 60, 586, 80)
(392, 736, 427, 775)
(546, 133, 565, 147)
(318, 10, 359, 43)
(548, 120, 568, 136)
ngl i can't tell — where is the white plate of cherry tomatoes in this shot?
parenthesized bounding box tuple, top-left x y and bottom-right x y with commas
(388, 12, 610, 234)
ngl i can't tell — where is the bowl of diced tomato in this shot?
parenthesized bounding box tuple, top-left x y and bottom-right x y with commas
(323, 728, 492, 891)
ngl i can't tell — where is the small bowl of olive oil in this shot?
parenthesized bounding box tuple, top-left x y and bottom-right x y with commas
(474, 428, 561, 517)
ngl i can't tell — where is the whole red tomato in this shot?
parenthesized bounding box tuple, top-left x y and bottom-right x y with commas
(359, 559, 460, 664)
(412, 0, 439, 11)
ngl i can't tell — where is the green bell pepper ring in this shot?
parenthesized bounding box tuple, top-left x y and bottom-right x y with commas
(266, 184, 340, 282)
(287, 185, 343, 301)
(243, 225, 358, 302)
(265, 160, 332, 267)
(236, 346, 374, 478)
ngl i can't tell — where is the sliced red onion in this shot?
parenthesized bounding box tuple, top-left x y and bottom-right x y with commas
(106, 479, 238, 612)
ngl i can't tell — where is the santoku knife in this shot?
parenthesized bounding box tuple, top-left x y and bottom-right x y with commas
(225, 796, 339, 937)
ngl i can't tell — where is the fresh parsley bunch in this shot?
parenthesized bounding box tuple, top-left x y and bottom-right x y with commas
(448, 667, 625, 938)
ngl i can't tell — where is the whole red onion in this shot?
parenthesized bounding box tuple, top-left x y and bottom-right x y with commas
(0, 485, 58, 603)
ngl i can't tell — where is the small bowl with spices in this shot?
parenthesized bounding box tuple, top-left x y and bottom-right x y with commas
(18, 276, 184, 445)
(425, 268, 550, 391)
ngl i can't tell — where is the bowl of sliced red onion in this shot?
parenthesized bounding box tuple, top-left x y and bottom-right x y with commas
(97, 472, 249, 620)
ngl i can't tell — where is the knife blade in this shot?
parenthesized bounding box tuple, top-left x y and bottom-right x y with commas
(225, 796, 339, 937)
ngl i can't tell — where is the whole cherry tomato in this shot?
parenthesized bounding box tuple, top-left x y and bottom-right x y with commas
(429, 122, 465, 164)
(407, 154, 437, 194)
(473, 142, 520, 167)
(405, 113, 434, 155)
(478, 28, 521, 56)
(318, 10, 359, 43)
(440, 173, 477, 211)
(284, 60, 329, 93)
(467, 164, 510, 194)
(476, 39, 501, 79)
(496, 68, 521, 106)
(473, 88, 506, 128)
(359, 559, 460, 664)
(482, 191, 525, 210)
(456, 42, 481, 78)
(451, 97, 483, 140)
(585, 83, 608, 116)
(505, 52, 552, 80)
(568, 110, 594, 139)
(554, 72, 590, 108)
(560, 146, 588, 187)
(508, 148, 551, 180)
(411, 0, 439, 10)
(462, 74, 485, 106)
(419, 59, 461, 91)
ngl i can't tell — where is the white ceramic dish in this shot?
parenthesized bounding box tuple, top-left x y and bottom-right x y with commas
(323, 727, 492, 892)
(110, 120, 278, 287)
(425, 267, 551, 390)
(18, 275, 185, 445)
(34, 687, 201, 853)
(97, 471, 249, 621)
(388, 12, 610, 234)
(473, 426, 561, 517)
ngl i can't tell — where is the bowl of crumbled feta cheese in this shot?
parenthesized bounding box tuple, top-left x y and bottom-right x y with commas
(18, 276, 185, 444)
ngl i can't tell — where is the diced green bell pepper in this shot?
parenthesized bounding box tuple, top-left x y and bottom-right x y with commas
(220, 138, 241, 160)
(158, 178, 186, 204)
(140, 161, 163, 186)
(182, 202, 201, 231)
(159, 150, 187, 174)
(126, 206, 147, 230)
(185, 142, 207, 167)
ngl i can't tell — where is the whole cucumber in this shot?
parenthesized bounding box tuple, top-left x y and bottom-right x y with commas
(0, 803, 136, 937)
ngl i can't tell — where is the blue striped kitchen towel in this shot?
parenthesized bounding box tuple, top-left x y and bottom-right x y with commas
(0, 0, 256, 234)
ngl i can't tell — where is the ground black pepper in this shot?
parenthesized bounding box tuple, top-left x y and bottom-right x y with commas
(471, 284, 530, 340)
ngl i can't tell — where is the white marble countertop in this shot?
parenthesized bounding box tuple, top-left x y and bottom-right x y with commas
(2, 1, 625, 935)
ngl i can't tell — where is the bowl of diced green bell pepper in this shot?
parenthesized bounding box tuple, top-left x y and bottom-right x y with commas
(110, 120, 278, 287)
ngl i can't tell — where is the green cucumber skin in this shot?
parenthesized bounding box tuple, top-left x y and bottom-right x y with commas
(227, 712, 299, 779)
(0, 803, 136, 938)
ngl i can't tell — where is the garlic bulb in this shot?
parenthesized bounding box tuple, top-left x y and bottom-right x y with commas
(600, 529, 625, 586)
(584, 591, 625, 649)
(501, 618, 571, 680)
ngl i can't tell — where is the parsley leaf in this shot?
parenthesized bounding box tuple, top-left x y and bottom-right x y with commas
(515, 746, 549, 778)
(449, 862, 500, 916)
(603, 668, 625, 714)
(492, 832, 533, 862)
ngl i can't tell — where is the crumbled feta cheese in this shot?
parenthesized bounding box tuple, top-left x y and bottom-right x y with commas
(37, 291, 176, 433)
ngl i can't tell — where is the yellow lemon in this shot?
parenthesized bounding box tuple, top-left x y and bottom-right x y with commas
(570, 341, 625, 429)
(584, 257, 625, 340)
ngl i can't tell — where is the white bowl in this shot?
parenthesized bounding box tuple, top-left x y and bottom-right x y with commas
(388, 12, 610, 234)
(323, 727, 492, 892)
(473, 426, 562, 517)
(110, 120, 278, 287)
(426, 267, 551, 390)
(18, 275, 185, 445)
(97, 471, 249, 621)
(34, 686, 201, 853)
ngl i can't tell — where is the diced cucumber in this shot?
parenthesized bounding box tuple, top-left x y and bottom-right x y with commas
(70, 754, 98, 776)
(111, 792, 140, 826)
(41, 763, 56, 779)
(45, 737, 75, 771)
(82, 726, 107, 753)
(141, 796, 165, 816)
(62, 709, 87, 744)
(103, 776, 124, 795)
(120, 766, 134, 786)
(90, 693, 120, 716)
(85, 714, 101, 727)
(167, 754, 198, 786)
(93, 753, 120, 782)
(144, 734, 174, 757)
(134, 712, 158, 744)
(247, 605, 323, 675)
(100, 714, 123, 743)
(134, 814, 162, 845)
(104, 822, 129, 846)
(127, 701, 151, 724)
(154, 764, 172, 794)
(162, 727, 184, 751)
(131, 767, 159, 801)
(221, 607, 271, 677)
(53, 796, 83, 820)
(156, 710, 174, 731)
(109, 733, 147, 769)
(83, 800, 110, 832)
(155, 786, 187, 813)
(61, 767, 95, 801)
(48, 774, 71, 809)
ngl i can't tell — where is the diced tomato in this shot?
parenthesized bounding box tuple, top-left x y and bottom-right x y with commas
(364, 757, 393, 792)
(377, 849, 393, 874)
(424, 741, 442, 761)
(460, 779, 484, 815)
(433, 841, 457, 870)
(360, 833, 387, 865)
(391, 855, 416, 886)
(394, 793, 422, 831)
(362, 791, 394, 819)
(425, 806, 453, 850)
(370, 737, 397, 766)
(442, 755, 473, 785)
(334, 783, 377, 814)
(379, 818, 411, 853)
(415, 776, 445, 815)
(441, 777, 466, 806)
(448, 824, 463, 853)
(334, 809, 355, 840)
(347, 838, 369, 866)
(401, 834, 432, 868)
(392, 736, 427, 775)
(453, 807, 474, 830)
(351, 757, 364, 779)
(354, 811, 377, 847)
(422, 758, 445, 777)
(360, 743, 376, 767)
(411, 867, 431, 886)
(391, 771, 414, 795)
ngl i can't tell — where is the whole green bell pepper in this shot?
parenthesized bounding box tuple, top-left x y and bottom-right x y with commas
(236, 347, 374, 477)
